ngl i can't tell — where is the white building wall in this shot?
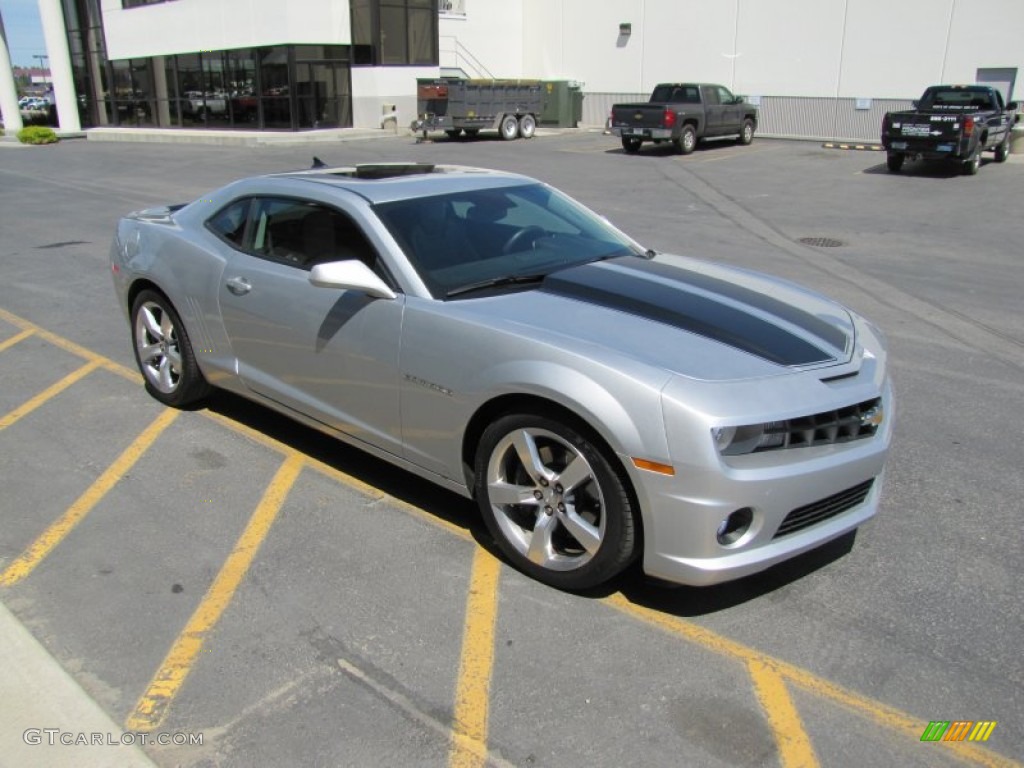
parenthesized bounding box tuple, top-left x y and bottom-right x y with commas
(446, 0, 1024, 100)
(440, 3, 522, 79)
(351, 66, 436, 130)
(101, 0, 352, 60)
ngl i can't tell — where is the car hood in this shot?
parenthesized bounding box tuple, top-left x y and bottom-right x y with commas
(459, 254, 855, 382)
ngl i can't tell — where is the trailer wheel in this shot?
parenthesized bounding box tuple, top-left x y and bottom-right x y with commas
(500, 114, 520, 141)
(518, 114, 537, 139)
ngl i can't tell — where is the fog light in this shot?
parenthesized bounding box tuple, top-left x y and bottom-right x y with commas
(716, 507, 753, 546)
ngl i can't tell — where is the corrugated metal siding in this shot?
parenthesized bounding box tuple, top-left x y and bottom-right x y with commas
(582, 93, 914, 143)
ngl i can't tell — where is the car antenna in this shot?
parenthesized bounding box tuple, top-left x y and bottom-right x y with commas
(311, 156, 329, 169)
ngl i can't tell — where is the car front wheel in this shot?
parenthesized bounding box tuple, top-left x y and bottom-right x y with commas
(474, 413, 638, 590)
(994, 134, 1011, 162)
(738, 118, 755, 145)
(131, 290, 211, 407)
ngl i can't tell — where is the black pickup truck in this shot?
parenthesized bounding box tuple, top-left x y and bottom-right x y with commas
(881, 85, 1019, 174)
(611, 83, 758, 155)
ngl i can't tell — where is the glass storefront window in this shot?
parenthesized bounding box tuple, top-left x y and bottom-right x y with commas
(260, 46, 292, 129)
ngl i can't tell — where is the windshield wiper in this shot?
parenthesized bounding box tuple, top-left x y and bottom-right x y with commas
(446, 272, 548, 298)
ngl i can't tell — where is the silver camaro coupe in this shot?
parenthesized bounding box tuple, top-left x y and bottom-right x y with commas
(110, 162, 892, 591)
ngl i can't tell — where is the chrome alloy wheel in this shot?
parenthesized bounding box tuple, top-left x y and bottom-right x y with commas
(134, 300, 182, 394)
(485, 427, 606, 572)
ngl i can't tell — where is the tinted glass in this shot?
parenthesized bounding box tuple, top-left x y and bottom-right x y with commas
(206, 199, 250, 247)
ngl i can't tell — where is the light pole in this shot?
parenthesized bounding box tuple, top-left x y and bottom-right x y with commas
(34, 53, 49, 92)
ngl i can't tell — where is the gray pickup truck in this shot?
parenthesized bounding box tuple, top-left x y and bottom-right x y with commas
(611, 83, 758, 154)
(881, 85, 1019, 175)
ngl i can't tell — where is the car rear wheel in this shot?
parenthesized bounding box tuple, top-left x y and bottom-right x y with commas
(500, 114, 520, 140)
(738, 118, 755, 145)
(886, 152, 905, 172)
(131, 290, 211, 407)
(994, 134, 1011, 162)
(963, 145, 982, 175)
(474, 413, 638, 591)
(518, 114, 537, 139)
(621, 136, 642, 153)
(675, 124, 697, 155)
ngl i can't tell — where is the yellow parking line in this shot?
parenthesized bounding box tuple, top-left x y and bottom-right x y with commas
(604, 594, 1021, 768)
(748, 659, 819, 767)
(448, 547, 502, 768)
(0, 328, 35, 353)
(0, 407, 179, 587)
(125, 453, 303, 732)
(0, 359, 101, 432)
(0, 307, 138, 383)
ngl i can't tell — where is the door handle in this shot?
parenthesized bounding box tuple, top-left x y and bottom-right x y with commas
(225, 276, 252, 296)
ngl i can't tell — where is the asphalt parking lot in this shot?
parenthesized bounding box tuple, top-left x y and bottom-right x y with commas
(1, 129, 1022, 768)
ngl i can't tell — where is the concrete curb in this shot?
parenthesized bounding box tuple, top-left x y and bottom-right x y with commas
(0, 601, 157, 768)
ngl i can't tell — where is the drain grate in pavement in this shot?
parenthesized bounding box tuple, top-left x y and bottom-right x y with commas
(798, 237, 844, 248)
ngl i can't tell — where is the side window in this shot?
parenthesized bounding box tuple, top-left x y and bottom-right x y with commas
(247, 197, 382, 272)
(206, 198, 251, 248)
(717, 87, 735, 105)
(703, 87, 720, 106)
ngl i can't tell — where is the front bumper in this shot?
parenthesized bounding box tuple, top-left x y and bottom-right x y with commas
(634, 374, 893, 587)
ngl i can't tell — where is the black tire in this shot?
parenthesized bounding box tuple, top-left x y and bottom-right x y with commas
(445, 129, 462, 139)
(474, 413, 638, 591)
(621, 136, 642, 153)
(738, 118, 755, 145)
(464, 129, 480, 138)
(963, 145, 981, 175)
(675, 124, 697, 155)
(500, 114, 520, 141)
(886, 152, 905, 173)
(518, 114, 537, 139)
(131, 290, 211, 407)
(994, 134, 1010, 162)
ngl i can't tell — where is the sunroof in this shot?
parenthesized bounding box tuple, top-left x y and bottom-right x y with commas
(337, 163, 437, 179)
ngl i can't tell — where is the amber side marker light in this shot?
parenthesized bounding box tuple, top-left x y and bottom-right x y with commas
(631, 458, 675, 476)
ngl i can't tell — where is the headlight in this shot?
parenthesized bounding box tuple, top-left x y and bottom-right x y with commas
(712, 422, 787, 456)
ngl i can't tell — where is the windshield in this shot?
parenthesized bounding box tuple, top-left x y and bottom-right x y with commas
(374, 183, 643, 298)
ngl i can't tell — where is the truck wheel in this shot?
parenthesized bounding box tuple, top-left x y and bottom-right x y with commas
(621, 136, 642, 153)
(445, 129, 462, 139)
(518, 114, 537, 139)
(994, 134, 1011, 162)
(675, 124, 697, 155)
(500, 114, 520, 141)
(737, 119, 755, 145)
(963, 146, 981, 175)
(886, 152, 905, 172)
(464, 129, 480, 139)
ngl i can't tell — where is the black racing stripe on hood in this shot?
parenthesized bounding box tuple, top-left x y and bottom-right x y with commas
(541, 262, 834, 366)
(614, 257, 849, 351)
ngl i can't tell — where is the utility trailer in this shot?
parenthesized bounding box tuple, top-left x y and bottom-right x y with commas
(412, 78, 543, 140)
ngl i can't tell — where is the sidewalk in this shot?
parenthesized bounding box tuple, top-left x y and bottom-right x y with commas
(0, 600, 156, 768)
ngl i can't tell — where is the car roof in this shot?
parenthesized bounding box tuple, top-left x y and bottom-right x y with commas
(266, 163, 538, 205)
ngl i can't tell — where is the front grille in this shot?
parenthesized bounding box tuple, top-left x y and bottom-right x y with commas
(759, 397, 882, 452)
(774, 479, 874, 538)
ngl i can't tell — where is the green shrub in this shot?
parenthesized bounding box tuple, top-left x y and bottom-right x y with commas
(17, 126, 59, 145)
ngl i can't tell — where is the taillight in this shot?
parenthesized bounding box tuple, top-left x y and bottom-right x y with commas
(963, 116, 975, 136)
(663, 109, 676, 129)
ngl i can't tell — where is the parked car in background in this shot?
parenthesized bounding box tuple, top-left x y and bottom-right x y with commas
(110, 162, 892, 591)
(881, 84, 1019, 174)
(611, 83, 758, 154)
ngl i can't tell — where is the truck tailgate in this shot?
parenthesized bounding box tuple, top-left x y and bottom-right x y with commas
(612, 104, 669, 129)
(887, 112, 963, 144)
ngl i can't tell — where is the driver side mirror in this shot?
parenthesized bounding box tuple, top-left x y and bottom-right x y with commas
(309, 259, 397, 299)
